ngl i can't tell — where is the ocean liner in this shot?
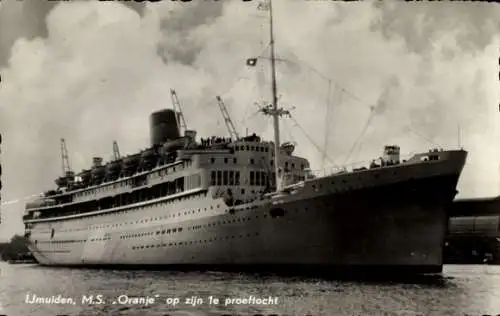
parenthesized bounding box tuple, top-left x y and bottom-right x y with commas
(22, 0, 467, 274)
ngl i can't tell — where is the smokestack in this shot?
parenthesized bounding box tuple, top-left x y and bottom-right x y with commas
(149, 109, 180, 147)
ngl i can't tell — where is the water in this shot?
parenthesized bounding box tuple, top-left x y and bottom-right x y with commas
(0, 263, 499, 316)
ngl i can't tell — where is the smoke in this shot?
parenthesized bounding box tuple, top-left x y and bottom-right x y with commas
(0, 0, 498, 239)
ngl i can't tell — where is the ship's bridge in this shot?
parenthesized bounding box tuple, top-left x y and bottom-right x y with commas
(200, 133, 310, 205)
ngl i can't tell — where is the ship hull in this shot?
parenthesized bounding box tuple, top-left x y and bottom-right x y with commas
(26, 151, 466, 275)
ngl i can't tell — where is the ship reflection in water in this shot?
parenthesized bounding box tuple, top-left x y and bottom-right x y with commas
(0, 262, 498, 316)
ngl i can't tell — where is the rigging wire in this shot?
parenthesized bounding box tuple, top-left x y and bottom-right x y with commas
(321, 80, 333, 171)
(405, 127, 441, 147)
(216, 44, 271, 99)
(282, 118, 297, 145)
(288, 114, 336, 166)
(276, 52, 443, 150)
(344, 104, 376, 164)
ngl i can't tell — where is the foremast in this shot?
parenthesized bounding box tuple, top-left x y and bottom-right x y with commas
(261, 0, 286, 192)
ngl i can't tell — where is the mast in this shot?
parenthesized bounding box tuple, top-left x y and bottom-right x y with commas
(268, 0, 281, 192)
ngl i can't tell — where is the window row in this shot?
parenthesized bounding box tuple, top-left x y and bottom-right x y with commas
(210, 170, 241, 186)
(234, 145, 270, 153)
(121, 227, 183, 239)
(131, 232, 261, 250)
(250, 171, 274, 186)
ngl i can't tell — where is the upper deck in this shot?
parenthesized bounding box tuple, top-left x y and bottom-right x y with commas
(24, 134, 310, 217)
(23, 106, 465, 223)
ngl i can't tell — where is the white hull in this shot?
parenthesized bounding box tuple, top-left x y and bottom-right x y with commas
(26, 150, 467, 274)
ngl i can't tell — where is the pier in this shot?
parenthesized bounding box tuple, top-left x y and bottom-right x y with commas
(445, 196, 500, 264)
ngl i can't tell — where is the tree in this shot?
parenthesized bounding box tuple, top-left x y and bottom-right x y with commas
(0, 234, 31, 261)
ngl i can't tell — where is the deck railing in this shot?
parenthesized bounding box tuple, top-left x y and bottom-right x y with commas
(308, 152, 418, 178)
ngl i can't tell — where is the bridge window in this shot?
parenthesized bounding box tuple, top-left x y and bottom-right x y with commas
(211, 158, 215, 164)
(224, 158, 228, 164)
(229, 171, 234, 185)
(233, 158, 237, 163)
(211, 171, 216, 185)
(235, 171, 240, 185)
(256, 172, 260, 186)
(250, 158, 254, 164)
(223, 171, 228, 185)
(250, 171, 255, 186)
(215, 170, 222, 185)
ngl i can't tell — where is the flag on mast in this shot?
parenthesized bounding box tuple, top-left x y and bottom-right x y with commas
(246, 58, 258, 67)
(248, 1, 268, 67)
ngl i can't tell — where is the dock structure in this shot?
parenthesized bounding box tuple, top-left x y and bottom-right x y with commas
(446, 196, 500, 264)
(0, 132, 2, 224)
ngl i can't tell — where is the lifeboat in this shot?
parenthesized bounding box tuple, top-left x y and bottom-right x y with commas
(158, 138, 187, 165)
(122, 153, 141, 176)
(91, 165, 106, 184)
(77, 169, 92, 185)
(55, 176, 68, 187)
(161, 137, 187, 154)
(44, 190, 58, 197)
(139, 148, 158, 170)
(26, 198, 56, 210)
(105, 160, 122, 180)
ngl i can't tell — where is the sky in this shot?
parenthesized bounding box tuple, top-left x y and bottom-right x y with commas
(0, 0, 499, 241)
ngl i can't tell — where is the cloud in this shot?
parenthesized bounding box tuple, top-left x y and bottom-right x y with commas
(0, 0, 498, 239)
(0, 0, 147, 67)
(371, 1, 500, 55)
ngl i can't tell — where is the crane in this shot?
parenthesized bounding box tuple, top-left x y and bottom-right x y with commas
(112, 140, 120, 160)
(215, 96, 239, 141)
(60, 138, 72, 176)
(57, 138, 74, 188)
(170, 89, 188, 136)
